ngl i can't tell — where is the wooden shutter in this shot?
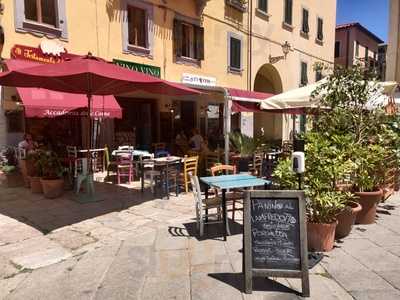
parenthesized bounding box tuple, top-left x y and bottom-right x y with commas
(41, 0, 57, 26)
(318, 18, 324, 40)
(195, 26, 204, 60)
(285, 0, 293, 24)
(301, 62, 308, 86)
(173, 19, 182, 58)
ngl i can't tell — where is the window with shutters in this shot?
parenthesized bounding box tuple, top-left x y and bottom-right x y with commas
(15, 0, 68, 39)
(128, 6, 147, 48)
(228, 33, 242, 72)
(301, 8, 309, 37)
(300, 62, 308, 87)
(317, 17, 324, 41)
(315, 69, 323, 82)
(258, 0, 268, 13)
(122, 0, 153, 57)
(355, 41, 360, 57)
(284, 0, 293, 26)
(174, 18, 204, 63)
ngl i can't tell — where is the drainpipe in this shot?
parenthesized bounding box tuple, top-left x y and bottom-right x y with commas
(248, 0, 253, 90)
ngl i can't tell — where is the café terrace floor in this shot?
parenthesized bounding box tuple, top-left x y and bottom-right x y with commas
(0, 173, 400, 300)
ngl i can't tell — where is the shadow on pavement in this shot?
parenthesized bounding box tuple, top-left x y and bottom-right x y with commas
(208, 272, 300, 295)
(174, 220, 243, 241)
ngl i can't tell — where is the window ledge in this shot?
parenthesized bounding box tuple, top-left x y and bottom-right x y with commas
(315, 38, 324, 46)
(255, 8, 271, 20)
(176, 56, 201, 67)
(228, 66, 243, 75)
(282, 22, 294, 32)
(20, 20, 63, 38)
(300, 31, 309, 39)
(125, 44, 153, 58)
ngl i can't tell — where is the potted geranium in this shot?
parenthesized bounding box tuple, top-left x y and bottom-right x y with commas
(26, 151, 44, 193)
(230, 132, 258, 172)
(39, 151, 65, 199)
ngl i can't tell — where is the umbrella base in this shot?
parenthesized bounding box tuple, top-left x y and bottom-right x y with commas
(74, 174, 102, 203)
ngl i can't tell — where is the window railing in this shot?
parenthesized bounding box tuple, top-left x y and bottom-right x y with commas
(226, 0, 248, 12)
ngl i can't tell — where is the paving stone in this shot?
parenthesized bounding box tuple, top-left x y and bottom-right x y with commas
(189, 239, 230, 266)
(154, 228, 189, 251)
(0, 223, 42, 244)
(151, 249, 190, 278)
(141, 275, 191, 300)
(0, 254, 19, 279)
(48, 229, 97, 250)
(376, 270, 400, 289)
(191, 263, 234, 274)
(0, 272, 29, 299)
(356, 224, 400, 246)
(383, 245, 400, 257)
(350, 289, 400, 300)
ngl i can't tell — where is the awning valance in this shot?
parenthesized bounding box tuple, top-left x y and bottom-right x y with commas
(4, 59, 122, 119)
(226, 87, 275, 112)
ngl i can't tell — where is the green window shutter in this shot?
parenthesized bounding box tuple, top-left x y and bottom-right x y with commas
(258, 0, 268, 12)
(302, 9, 309, 33)
(230, 37, 241, 70)
(173, 19, 182, 58)
(301, 62, 308, 86)
(195, 26, 204, 60)
(318, 18, 324, 40)
(285, 0, 293, 25)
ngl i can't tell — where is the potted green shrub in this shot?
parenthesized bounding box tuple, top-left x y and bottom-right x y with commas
(230, 132, 258, 172)
(26, 151, 44, 193)
(272, 158, 298, 189)
(39, 151, 65, 199)
(0, 147, 23, 188)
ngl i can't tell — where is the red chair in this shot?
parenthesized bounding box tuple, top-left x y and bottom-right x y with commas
(117, 154, 133, 184)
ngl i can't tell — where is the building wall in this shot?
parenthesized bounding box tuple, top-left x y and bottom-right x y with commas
(387, 0, 400, 81)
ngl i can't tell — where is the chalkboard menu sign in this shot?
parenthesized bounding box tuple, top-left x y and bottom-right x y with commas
(243, 190, 309, 297)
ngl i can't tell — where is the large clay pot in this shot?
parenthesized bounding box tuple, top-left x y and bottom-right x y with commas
(307, 221, 337, 252)
(29, 176, 43, 193)
(335, 202, 362, 239)
(354, 189, 383, 224)
(3, 172, 24, 188)
(40, 178, 64, 199)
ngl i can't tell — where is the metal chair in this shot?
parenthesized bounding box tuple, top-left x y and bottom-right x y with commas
(189, 174, 223, 237)
(117, 154, 133, 184)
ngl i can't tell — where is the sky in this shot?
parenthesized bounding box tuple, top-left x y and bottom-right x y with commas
(336, 0, 389, 42)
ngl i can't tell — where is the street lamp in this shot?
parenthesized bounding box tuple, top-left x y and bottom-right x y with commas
(269, 41, 291, 64)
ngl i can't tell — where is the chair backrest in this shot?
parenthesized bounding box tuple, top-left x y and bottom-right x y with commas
(117, 153, 132, 165)
(189, 173, 202, 212)
(251, 152, 264, 177)
(118, 145, 134, 151)
(16, 147, 26, 160)
(205, 151, 221, 173)
(184, 155, 199, 176)
(155, 149, 170, 158)
(211, 164, 236, 176)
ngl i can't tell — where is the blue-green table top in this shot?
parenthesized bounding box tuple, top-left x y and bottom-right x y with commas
(200, 174, 270, 190)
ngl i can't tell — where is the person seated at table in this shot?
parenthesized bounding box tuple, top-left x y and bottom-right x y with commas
(189, 128, 204, 152)
(18, 133, 37, 152)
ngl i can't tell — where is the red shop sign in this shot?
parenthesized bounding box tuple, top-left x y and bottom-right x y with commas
(10, 44, 79, 64)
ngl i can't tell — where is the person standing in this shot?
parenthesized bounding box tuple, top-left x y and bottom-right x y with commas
(189, 128, 204, 151)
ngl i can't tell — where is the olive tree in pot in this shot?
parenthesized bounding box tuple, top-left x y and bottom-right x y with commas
(26, 151, 44, 193)
(39, 151, 65, 199)
(230, 132, 259, 172)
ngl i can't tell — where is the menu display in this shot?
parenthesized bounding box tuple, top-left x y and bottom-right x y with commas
(251, 198, 300, 270)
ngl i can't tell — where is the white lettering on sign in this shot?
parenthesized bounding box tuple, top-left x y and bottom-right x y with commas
(43, 109, 111, 117)
(181, 73, 217, 87)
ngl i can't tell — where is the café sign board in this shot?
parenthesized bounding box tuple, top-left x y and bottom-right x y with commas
(181, 73, 217, 87)
(113, 59, 161, 78)
(243, 190, 310, 297)
(10, 44, 78, 64)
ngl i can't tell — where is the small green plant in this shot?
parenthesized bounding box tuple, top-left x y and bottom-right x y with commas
(272, 158, 297, 189)
(0, 165, 17, 174)
(26, 150, 45, 177)
(39, 151, 64, 180)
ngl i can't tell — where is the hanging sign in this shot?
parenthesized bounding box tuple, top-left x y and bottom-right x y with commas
(181, 73, 217, 87)
(10, 44, 78, 64)
(113, 59, 161, 78)
(243, 190, 310, 297)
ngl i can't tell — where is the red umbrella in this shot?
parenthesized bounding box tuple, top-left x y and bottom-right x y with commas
(0, 54, 200, 183)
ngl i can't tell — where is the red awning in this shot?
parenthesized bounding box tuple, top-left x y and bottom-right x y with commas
(4, 59, 122, 119)
(226, 88, 274, 113)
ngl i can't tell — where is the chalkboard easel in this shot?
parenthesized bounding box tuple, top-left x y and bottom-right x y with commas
(243, 190, 310, 297)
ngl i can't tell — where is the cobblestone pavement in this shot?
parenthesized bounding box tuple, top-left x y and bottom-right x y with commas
(0, 178, 399, 300)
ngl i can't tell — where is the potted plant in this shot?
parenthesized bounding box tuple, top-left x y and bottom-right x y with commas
(39, 151, 65, 199)
(230, 132, 258, 172)
(352, 144, 385, 224)
(272, 158, 298, 189)
(26, 151, 44, 193)
(0, 147, 23, 188)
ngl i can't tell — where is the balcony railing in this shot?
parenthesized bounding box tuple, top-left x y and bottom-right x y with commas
(225, 0, 248, 12)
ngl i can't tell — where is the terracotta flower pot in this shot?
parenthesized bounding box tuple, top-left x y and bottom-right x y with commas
(307, 221, 337, 252)
(3, 172, 24, 188)
(29, 176, 43, 194)
(18, 160, 30, 188)
(40, 178, 64, 199)
(335, 202, 362, 239)
(354, 189, 383, 224)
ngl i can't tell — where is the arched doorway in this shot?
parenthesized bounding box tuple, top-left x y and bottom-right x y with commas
(253, 64, 284, 139)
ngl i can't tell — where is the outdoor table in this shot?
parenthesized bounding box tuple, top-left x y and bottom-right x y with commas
(140, 156, 182, 199)
(111, 149, 150, 157)
(200, 174, 270, 241)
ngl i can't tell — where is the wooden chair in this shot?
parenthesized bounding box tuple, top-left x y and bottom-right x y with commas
(210, 164, 243, 221)
(116, 154, 133, 184)
(250, 152, 263, 177)
(205, 151, 222, 175)
(182, 155, 199, 193)
(189, 174, 223, 237)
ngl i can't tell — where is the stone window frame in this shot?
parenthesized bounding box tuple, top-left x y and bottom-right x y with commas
(14, 0, 68, 40)
(227, 31, 243, 74)
(121, 0, 154, 58)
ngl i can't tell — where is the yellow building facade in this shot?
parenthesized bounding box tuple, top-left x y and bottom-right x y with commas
(0, 0, 336, 147)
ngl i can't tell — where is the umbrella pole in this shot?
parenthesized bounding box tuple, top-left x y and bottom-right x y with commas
(87, 93, 92, 174)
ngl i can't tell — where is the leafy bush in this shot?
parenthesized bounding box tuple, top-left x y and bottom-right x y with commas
(229, 132, 259, 157)
(39, 151, 64, 180)
(272, 158, 297, 189)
